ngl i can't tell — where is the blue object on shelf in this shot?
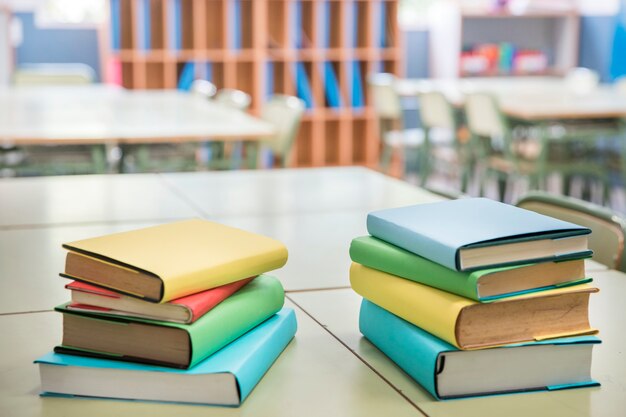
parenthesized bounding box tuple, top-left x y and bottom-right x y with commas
(177, 62, 196, 91)
(266, 61, 274, 100)
(169, 0, 182, 51)
(232, 0, 242, 50)
(295, 62, 314, 108)
(351, 61, 364, 109)
(136, 0, 151, 50)
(323, 62, 342, 108)
(611, 1, 626, 80)
(294, 0, 302, 48)
(320, 1, 330, 48)
(110, 0, 120, 50)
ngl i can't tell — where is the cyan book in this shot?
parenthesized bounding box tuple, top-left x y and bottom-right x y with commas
(359, 299, 600, 400)
(36, 308, 297, 406)
(367, 198, 592, 271)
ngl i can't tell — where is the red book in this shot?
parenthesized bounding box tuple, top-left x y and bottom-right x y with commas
(65, 277, 254, 324)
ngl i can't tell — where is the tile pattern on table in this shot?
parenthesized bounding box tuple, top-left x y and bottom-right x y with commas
(289, 278, 626, 417)
(0, 174, 200, 228)
(160, 167, 443, 218)
(0, 300, 425, 417)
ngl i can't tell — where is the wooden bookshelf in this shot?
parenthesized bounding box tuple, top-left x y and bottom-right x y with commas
(108, 0, 402, 168)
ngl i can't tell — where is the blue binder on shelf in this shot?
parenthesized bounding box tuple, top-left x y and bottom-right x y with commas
(295, 62, 314, 109)
(351, 61, 364, 109)
(177, 62, 196, 90)
(169, 0, 182, 51)
(110, 0, 120, 50)
(136, 0, 151, 50)
(323, 62, 342, 108)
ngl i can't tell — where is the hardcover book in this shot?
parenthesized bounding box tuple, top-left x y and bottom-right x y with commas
(350, 236, 590, 301)
(56, 274, 285, 369)
(65, 277, 254, 324)
(61, 219, 288, 302)
(37, 308, 297, 406)
(359, 300, 600, 400)
(350, 263, 597, 349)
(367, 198, 591, 271)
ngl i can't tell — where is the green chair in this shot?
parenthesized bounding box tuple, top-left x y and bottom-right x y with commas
(516, 191, 626, 272)
(259, 95, 305, 168)
(368, 73, 424, 174)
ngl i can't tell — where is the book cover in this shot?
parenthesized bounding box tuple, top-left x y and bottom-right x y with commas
(351, 61, 364, 109)
(367, 198, 592, 271)
(350, 263, 598, 349)
(56, 274, 285, 369)
(323, 62, 343, 108)
(110, 0, 120, 50)
(66, 277, 253, 324)
(169, 0, 182, 51)
(359, 300, 600, 400)
(61, 219, 288, 303)
(295, 62, 314, 108)
(350, 236, 591, 301)
(37, 308, 297, 406)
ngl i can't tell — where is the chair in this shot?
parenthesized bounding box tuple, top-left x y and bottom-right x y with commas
(418, 91, 470, 190)
(516, 191, 626, 271)
(368, 73, 424, 174)
(260, 95, 305, 168)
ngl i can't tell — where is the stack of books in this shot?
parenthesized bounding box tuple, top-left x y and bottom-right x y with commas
(35, 219, 297, 406)
(350, 198, 601, 400)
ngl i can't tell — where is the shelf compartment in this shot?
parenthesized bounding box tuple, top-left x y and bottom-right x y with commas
(204, 0, 226, 49)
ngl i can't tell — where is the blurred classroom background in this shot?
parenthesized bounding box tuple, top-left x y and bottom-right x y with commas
(2, 0, 626, 210)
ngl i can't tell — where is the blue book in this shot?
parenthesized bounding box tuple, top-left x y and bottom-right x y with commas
(177, 61, 196, 90)
(323, 62, 342, 108)
(295, 62, 314, 108)
(110, 0, 120, 50)
(319, 1, 330, 48)
(378, 1, 386, 47)
(266, 61, 274, 100)
(36, 308, 297, 406)
(351, 61, 364, 109)
(232, 0, 242, 50)
(169, 0, 182, 51)
(367, 198, 592, 272)
(293, 0, 302, 48)
(136, 0, 151, 50)
(359, 300, 600, 400)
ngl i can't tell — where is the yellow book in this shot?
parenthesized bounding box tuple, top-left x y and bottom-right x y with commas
(61, 219, 288, 303)
(350, 263, 598, 349)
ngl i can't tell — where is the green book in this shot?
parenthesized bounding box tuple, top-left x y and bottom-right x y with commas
(350, 236, 591, 302)
(55, 274, 284, 369)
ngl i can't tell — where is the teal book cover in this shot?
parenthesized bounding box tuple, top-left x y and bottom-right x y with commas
(367, 198, 592, 271)
(55, 274, 284, 369)
(36, 308, 297, 406)
(359, 299, 600, 400)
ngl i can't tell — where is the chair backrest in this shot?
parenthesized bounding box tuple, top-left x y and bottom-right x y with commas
(564, 67, 599, 95)
(190, 79, 217, 99)
(464, 93, 507, 138)
(419, 91, 455, 130)
(261, 95, 305, 166)
(516, 191, 626, 271)
(367, 73, 403, 120)
(214, 88, 252, 111)
(13, 63, 95, 85)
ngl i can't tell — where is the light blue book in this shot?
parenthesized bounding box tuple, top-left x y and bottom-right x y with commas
(177, 61, 196, 90)
(295, 62, 314, 108)
(110, 0, 120, 50)
(378, 1, 386, 47)
(359, 300, 600, 400)
(293, 0, 302, 48)
(169, 0, 182, 51)
(231, 0, 242, 50)
(36, 308, 297, 406)
(351, 61, 364, 109)
(323, 62, 342, 108)
(266, 61, 274, 100)
(319, 1, 330, 48)
(367, 198, 592, 272)
(136, 0, 151, 50)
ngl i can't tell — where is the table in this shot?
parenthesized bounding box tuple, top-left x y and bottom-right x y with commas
(1, 167, 623, 417)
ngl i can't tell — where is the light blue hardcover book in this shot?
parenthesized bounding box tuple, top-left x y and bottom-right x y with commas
(136, 0, 151, 50)
(351, 61, 364, 109)
(367, 198, 592, 272)
(36, 308, 297, 406)
(320, 1, 330, 48)
(323, 62, 342, 108)
(231, 0, 242, 50)
(295, 62, 314, 108)
(293, 0, 302, 48)
(110, 0, 120, 50)
(177, 61, 196, 91)
(359, 300, 600, 400)
(169, 0, 182, 51)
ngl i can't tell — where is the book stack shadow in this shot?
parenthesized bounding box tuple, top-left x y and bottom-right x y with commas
(35, 219, 297, 406)
(350, 198, 600, 400)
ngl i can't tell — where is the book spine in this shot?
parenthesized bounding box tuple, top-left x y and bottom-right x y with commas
(350, 263, 463, 348)
(349, 237, 479, 300)
(359, 299, 445, 399)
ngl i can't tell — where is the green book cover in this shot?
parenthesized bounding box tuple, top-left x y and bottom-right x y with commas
(350, 236, 590, 302)
(55, 274, 284, 368)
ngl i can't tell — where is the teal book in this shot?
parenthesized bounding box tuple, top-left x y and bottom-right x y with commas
(350, 236, 591, 301)
(36, 308, 297, 406)
(359, 300, 600, 400)
(55, 275, 284, 369)
(367, 198, 592, 272)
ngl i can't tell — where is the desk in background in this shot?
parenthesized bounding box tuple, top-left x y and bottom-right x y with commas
(0, 167, 623, 417)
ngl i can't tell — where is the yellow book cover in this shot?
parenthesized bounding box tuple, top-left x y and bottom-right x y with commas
(61, 219, 288, 303)
(350, 263, 598, 349)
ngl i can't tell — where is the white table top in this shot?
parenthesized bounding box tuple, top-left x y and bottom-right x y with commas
(0, 85, 274, 144)
(397, 77, 626, 121)
(0, 166, 621, 417)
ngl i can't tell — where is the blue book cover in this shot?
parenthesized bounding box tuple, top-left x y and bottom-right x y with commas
(266, 61, 274, 100)
(293, 0, 302, 48)
(232, 0, 242, 50)
(295, 62, 314, 108)
(367, 198, 592, 271)
(110, 0, 120, 50)
(359, 300, 600, 400)
(378, 1, 387, 48)
(177, 61, 196, 90)
(319, 1, 330, 48)
(169, 0, 182, 51)
(136, 0, 151, 50)
(351, 61, 364, 109)
(36, 308, 297, 406)
(323, 62, 342, 108)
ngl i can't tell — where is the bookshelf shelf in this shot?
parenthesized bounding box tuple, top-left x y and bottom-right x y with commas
(108, 0, 401, 167)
